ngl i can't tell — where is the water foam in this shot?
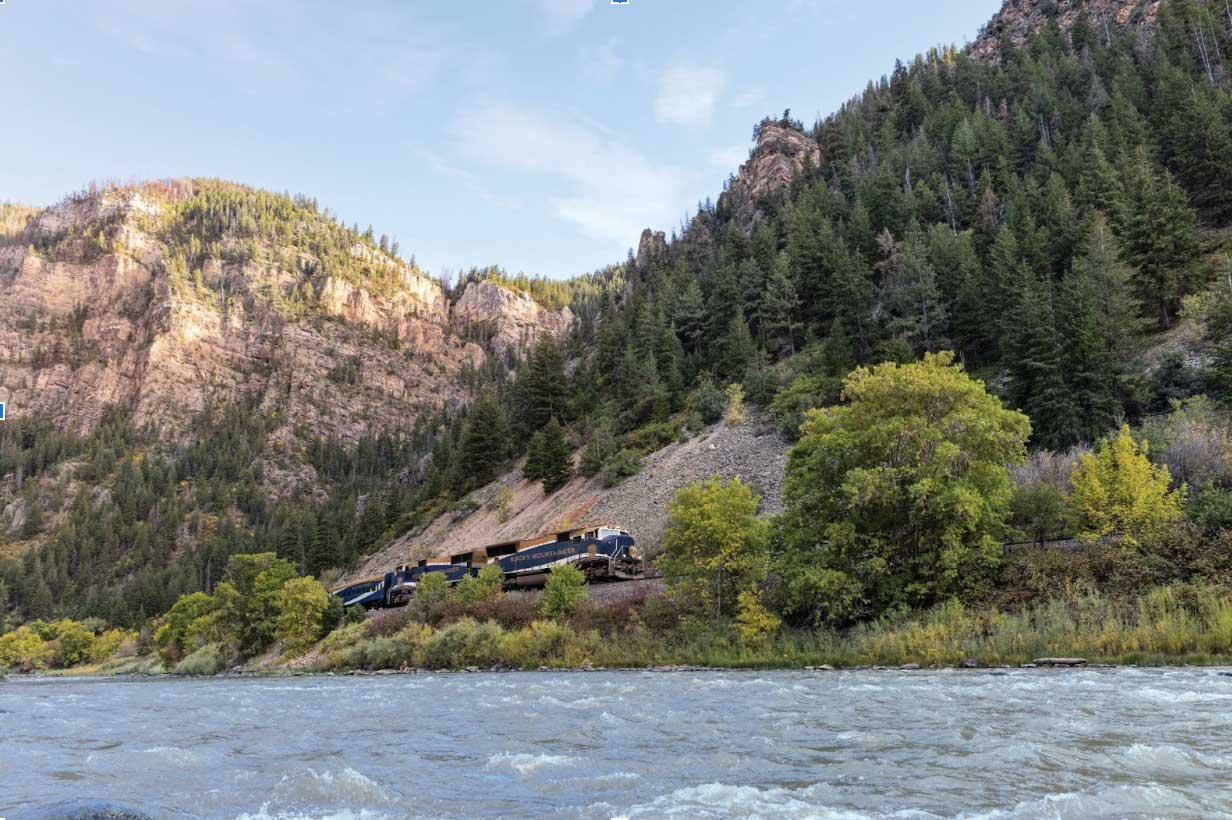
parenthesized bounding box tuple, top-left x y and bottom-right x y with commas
(486, 752, 578, 775)
(617, 782, 878, 819)
(270, 767, 395, 806)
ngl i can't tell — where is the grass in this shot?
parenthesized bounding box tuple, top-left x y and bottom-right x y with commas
(16, 583, 1232, 677)
(303, 583, 1232, 672)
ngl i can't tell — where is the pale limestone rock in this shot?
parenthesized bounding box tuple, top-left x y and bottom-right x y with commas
(450, 279, 573, 357)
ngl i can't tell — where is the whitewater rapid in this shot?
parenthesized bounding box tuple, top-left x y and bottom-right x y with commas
(4, 668, 1232, 818)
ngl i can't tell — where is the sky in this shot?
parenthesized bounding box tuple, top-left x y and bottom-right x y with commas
(0, 0, 999, 280)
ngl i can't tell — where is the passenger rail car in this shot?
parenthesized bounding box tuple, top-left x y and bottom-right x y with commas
(330, 525, 641, 609)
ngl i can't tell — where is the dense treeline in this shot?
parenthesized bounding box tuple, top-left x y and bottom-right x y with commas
(564, 0, 1232, 455)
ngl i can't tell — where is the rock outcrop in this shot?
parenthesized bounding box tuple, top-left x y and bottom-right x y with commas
(970, 0, 1161, 61)
(450, 279, 573, 356)
(718, 121, 820, 228)
(635, 228, 667, 273)
(0, 182, 577, 500)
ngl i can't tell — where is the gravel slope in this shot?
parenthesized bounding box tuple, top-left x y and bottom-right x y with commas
(351, 416, 790, 580)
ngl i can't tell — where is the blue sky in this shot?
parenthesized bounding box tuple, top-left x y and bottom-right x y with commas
(0, 0, 999, 280)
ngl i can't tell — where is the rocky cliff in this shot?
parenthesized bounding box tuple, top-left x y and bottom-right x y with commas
(970, 0, 1162, 60)
(718, 121, 821, 229)
(0, 180, 571, 477)
(451, 279, 574, 356)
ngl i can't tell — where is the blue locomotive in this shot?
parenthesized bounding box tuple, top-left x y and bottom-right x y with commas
(330, 525, 642, 609)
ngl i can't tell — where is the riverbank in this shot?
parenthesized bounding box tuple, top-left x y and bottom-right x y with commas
(12, 582, 1232, 678)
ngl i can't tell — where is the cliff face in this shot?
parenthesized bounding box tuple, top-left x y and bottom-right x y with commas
(970, 0, 1162, 60)
(0, 181, 572, 473)
(451, 279, 574, 356)
(718, 122, 821, 228)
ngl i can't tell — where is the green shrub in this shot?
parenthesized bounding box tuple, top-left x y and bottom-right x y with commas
(693, 379, 727, 425)
(173, 643, 226, 676)
(50, 620, 96, 667)
(419, 618, 505, 669)
(416, 571, 450, 610)
(540, 564, 587, 618)
(454, 565, 504, 606)
(1189, 487, 1232, 531)
(624, 420, 682, 455)
(601, 449, 643, 487)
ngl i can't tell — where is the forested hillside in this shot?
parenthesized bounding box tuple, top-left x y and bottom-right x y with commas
(5, 0, 1232, 637)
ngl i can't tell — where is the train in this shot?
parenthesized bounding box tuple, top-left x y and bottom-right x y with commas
(329, 524, 643, 609)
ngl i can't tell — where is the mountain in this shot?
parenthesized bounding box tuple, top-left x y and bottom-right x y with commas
(0, 180, 572, 461)
(4, 0, 1232, 625)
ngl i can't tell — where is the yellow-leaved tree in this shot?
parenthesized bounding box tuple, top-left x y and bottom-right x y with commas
(1069, 425, 1187, 547)
(275, 576, 332, 657)
(659, 476, 772, 629)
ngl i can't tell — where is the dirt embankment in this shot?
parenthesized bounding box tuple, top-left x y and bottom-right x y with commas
(350, 416, 791, 580)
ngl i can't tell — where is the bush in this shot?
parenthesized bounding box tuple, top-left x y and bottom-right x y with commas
(579, 418, 618, 478)
(173, 643, 226, 676)
(624, 421, 682, 455)
(601, 449, 643, 487)
(540, 564, 588, 618)
(778, 352, 1031, 625)
(492, 486, 513, 522)
(415, 571, 450, 611)
(454, 565, 504, 606)
(1011, 481, 1069, 546)
(693, 379, 727, 425)
(1189, 487, 1232, 531)
(659, 477, 769, 618)
(735, 590, 780, 645)
(50, 620, 96, 667)
(419, 618, 505, 669)
(1069, 425, 1187, 547)
(0, 626, 52, 671)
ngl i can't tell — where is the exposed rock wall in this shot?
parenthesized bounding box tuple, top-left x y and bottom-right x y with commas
(0, 184, 572, 495)
(970, 0, 1162, 61)
(450, 279, 573, 356)
(718, 122, 821, 229)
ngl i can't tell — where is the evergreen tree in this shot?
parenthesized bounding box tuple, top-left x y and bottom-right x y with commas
(1005, 273, 1079, 449)
(519, 335, 569, 433)
(455, 391, 511, 491)
(533, 418, 573, 494)
(761, 252, 801, 355)
(1119, 149, 1201, 327)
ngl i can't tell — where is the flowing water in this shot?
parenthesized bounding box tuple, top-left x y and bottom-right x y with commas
(4, 668, 1232, 819)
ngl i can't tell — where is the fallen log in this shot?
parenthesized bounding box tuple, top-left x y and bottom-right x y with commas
(1033, 657, 1088, 667)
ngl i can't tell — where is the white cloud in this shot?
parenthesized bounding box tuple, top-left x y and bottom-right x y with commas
(730, 88, 767, 110)
(536, 0, 595, 31)
(451, 102, 701, 248)
(579, 37, 625, 85)
(654, 65, 726, 128)
(708, 145, 749, 171)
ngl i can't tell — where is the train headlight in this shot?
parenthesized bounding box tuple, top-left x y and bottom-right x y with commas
(627, 547, 641, 560)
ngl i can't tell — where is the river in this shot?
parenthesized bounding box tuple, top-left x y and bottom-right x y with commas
(3, 668, 1232, 819)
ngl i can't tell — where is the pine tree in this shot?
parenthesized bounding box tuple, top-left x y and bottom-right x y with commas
(1006, 273, 1079, 449)
(674, 280, 706, 357)
(721, 316, 757, 380)
(521, 335, 568, 432)
(1119, 149, 1201, 327)
(535, 418, 573, 494)
(761, 252, 800, 356)
(455, 391, 511, 491)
